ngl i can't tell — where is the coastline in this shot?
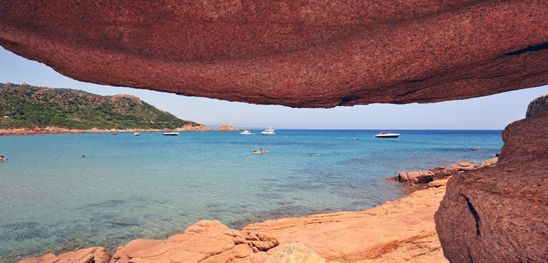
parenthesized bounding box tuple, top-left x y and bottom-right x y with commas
(0, 124, 242, 136)
(20, 181, 451, 263)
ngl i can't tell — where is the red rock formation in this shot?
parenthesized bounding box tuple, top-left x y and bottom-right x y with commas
(1, 1, 547, 107)
(19, 247, 111, 263)
(435, 95, 548, 262)
(396, 161, 478, 184)
(178, 123, 211, 131)
(218, 124, 242, 131)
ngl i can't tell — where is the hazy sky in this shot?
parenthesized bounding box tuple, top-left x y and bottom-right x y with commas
(1, 47, 546, 129)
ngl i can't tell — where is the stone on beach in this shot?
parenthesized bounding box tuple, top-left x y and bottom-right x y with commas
(265, 243, 326, 263)
(428, 179, 449, 188)
(479, 157, 498, 168)
(397, 171, 435, 184)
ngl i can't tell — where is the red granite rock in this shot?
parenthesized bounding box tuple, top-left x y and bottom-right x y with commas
(19, 247, 111, 263)
(1, 1, 547, 107)
(435, 95, 548, 262)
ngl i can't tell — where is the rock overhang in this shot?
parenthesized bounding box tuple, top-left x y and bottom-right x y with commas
(1, 0, 547, 107)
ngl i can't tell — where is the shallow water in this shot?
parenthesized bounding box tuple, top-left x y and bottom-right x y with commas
(0, 130, 502, 261)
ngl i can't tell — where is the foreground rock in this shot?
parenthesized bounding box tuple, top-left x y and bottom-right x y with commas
(244, 187, 447, 262)
(1, 1, 547, 107)
(19, 247, 111, 263)
(435, 95, 548, 262)
(21, 186, 448, 263)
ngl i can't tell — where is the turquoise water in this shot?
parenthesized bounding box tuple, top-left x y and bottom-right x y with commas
(0, 130, 502, 261)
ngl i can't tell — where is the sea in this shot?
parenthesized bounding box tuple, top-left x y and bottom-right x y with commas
(0, 130, 502, 261)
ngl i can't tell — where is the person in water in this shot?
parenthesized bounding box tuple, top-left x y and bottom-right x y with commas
(0, 155, 7, 161)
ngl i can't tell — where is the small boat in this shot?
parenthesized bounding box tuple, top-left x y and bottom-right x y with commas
(375, 132, 400, 138)
(163, 131, 179, 136)
(112, 133, 118, 135)
(261, 127, 275, 136)
(133, 132, 140, 136)
(252, 149, 269, 154)
(240, 130, 253, 135)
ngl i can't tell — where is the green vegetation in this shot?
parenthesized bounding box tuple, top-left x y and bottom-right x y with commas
(0, 83, 200, 129)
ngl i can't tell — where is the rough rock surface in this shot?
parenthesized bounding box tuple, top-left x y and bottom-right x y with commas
(435, 95, 548, 263)
(19, 187, 448, 263)
(19, 247, 111, 263)
(396, 161, 478, 184)
(1, 1, 547, 107)
(112, 220, 278, 262)
(265, 243, 326, 263)
(398, 171, 435, 184)
(244, 187, 448, 262)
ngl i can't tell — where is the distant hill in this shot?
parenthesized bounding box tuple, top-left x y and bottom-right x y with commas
(0, 83, 200, 130)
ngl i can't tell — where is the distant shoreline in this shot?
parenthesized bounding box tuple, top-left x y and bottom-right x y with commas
(0, 127, 503, 136)
(0, 124, 242, 136)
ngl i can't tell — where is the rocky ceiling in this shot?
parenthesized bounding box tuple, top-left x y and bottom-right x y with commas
(1, 0, 547, 107)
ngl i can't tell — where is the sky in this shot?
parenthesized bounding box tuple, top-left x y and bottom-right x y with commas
(1, 47, 546, 130)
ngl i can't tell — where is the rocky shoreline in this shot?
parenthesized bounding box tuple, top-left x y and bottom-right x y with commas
(0, 124, 243, 136)
(19, 186, 450, 263)
(19, 159, 496, 263)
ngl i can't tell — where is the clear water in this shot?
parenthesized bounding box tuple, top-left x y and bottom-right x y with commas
(0, 130, 502, 261)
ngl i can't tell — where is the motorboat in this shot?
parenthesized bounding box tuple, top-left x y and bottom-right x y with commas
(163, 131, 179, 136)
(375, 132, 400, 138)
(133, 132, 140, 136)
(240, 130, 253, 135)
(261, 127, 275, 136)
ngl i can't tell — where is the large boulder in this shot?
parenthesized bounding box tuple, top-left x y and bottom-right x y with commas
(1, 1, 547, 107)
(435, 95, 548, 262)
(112, 220, 278, 262)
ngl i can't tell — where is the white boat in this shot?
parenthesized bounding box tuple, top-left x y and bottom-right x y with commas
(240, 130, 253, 135)
(261, 127, 275, 136)
(163, 131, 179, 136)
(375, 132, 400, 138)
(133, 132, 140, 136)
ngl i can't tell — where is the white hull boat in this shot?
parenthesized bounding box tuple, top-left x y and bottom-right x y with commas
(375, 132, 400, 138)
(163, 131, 179, 136)
(261, 128, 275, 136)
(240, 130, 253, 135)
